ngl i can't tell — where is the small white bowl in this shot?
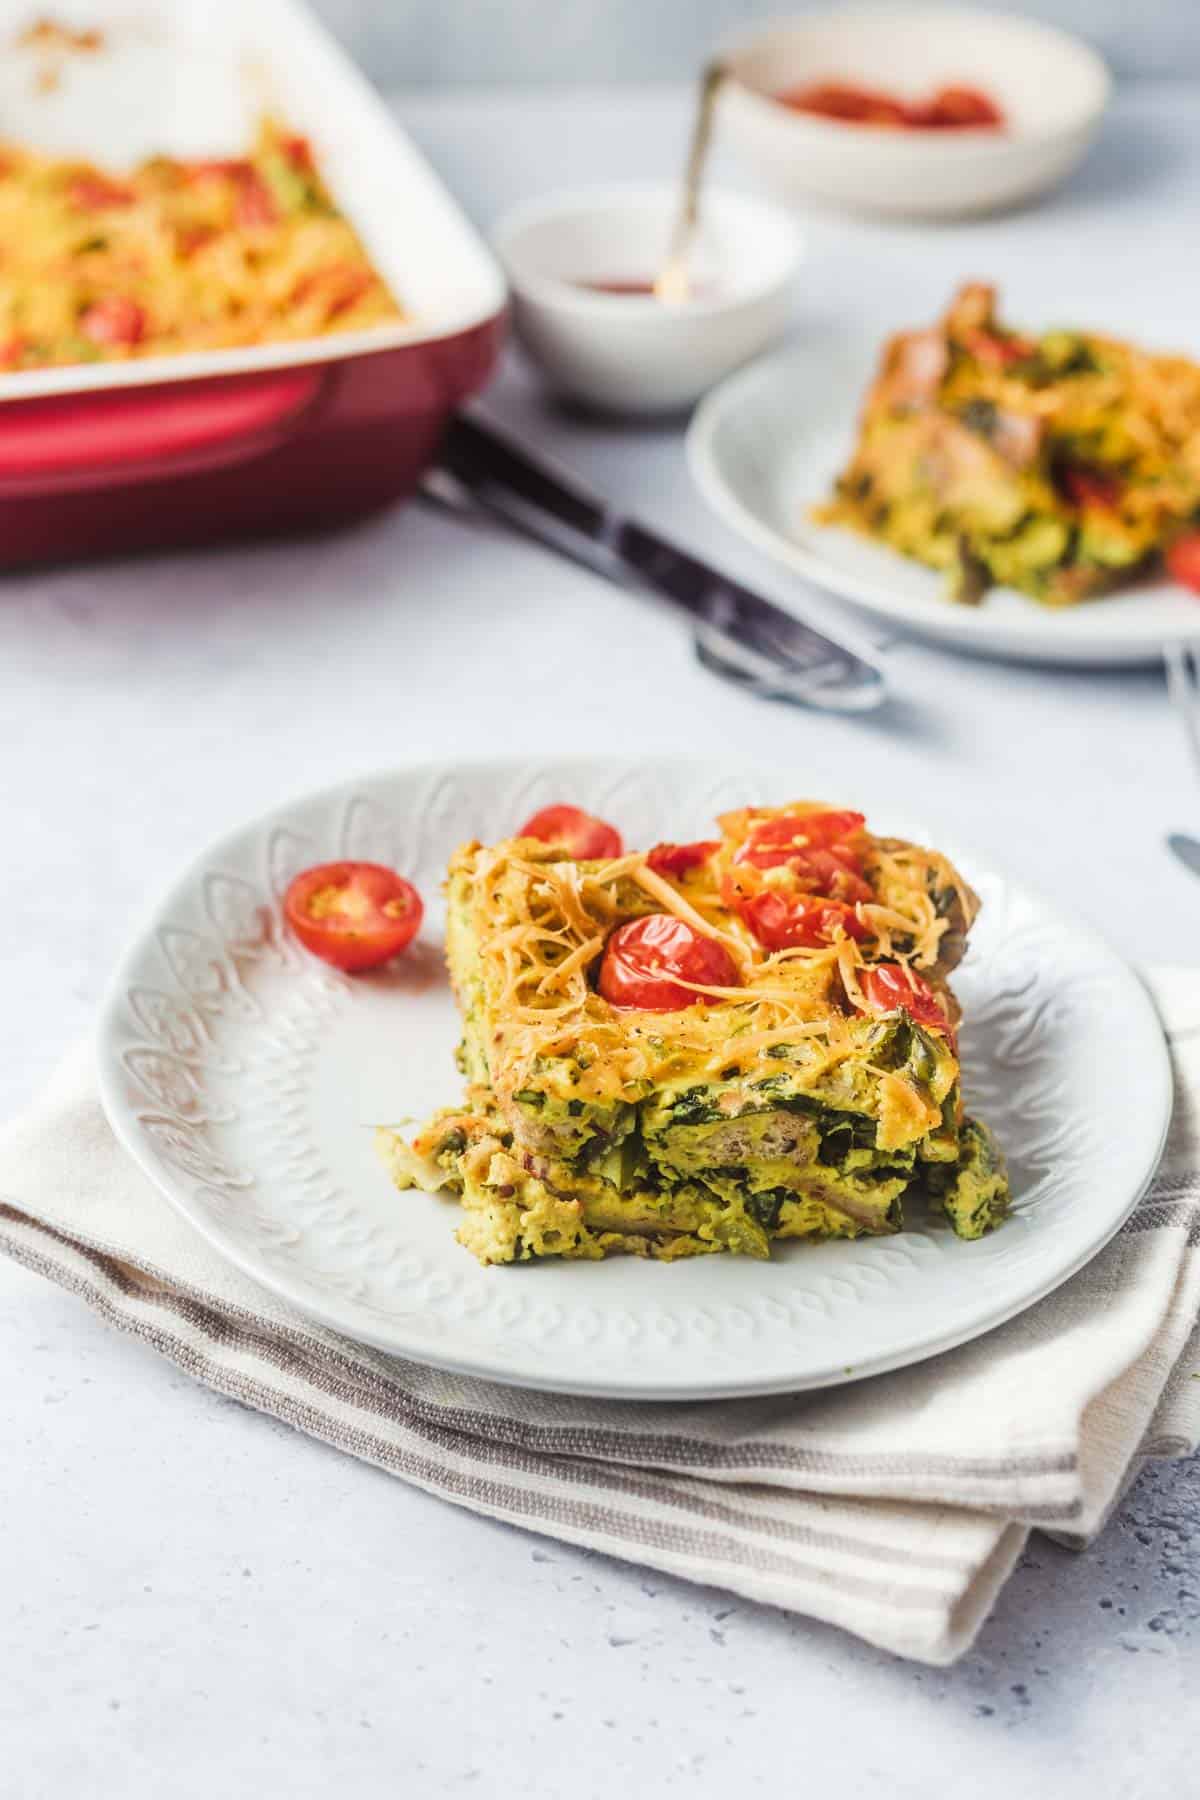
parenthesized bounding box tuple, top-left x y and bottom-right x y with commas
(492, 182, 803, 415)
(718, 5, 1112, 218)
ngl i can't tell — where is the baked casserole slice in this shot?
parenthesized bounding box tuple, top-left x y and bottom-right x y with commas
(817, 282, 1200, 606)
(378, 804, 1008, 1265)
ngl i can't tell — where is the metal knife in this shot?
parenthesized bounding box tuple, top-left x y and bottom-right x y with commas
(425, 414, 886, 714)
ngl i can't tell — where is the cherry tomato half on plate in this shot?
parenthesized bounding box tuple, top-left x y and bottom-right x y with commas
(518, 804, 624, 860)
(723, 879, 868, 951)
(1167, 531, 1200, 595)
(284, 862, 424, 973)
(598, 914, 740, 1011)
(646, 840, 720, 879)
(859, 963, 952, 1036)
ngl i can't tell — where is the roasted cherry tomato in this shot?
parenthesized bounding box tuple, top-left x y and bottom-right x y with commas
(780, 82, 910, 126)
(518, 804, 623, 860)
(598, 914, 740, 1011)
(282, 134, 314, 171)
(646, 840, 720, 879)
(79, 296, 146, 347)
(1167, 531, 1200, 595)
(1058, 464, 1123, 511)
(962, 329, 1036, 369)
(859, 963, 952, 1035)
(727, 886, 868, 952)
(235, 171, 279, 228)
(294, 262, 373, 319)
(284, 862, 424, 973)
(734, 813, 871, 905)
(734, 810, 866, 869)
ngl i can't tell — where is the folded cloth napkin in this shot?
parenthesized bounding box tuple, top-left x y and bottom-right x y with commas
(2, 965, 1197, 1667)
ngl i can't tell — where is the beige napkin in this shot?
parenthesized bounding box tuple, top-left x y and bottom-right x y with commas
(2, 965, 1197, 1666)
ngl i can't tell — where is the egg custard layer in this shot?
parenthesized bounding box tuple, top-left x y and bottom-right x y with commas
(377, 805, 1009, 1265)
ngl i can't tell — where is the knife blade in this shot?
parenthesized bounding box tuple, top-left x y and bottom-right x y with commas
(431, 414, 886, 714)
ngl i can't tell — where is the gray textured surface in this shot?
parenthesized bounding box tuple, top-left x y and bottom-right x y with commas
(3, 77, 1200, 1799)
(311, 0, 1200, 86)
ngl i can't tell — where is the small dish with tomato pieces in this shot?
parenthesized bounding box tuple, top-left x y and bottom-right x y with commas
(379, 800, 1009, 1266)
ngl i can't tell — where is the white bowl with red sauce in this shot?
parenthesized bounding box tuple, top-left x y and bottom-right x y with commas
(718, 5, 1111, 218)
(492, 182, 802, 414)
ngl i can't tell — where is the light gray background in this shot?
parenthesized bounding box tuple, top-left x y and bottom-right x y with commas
(4, 74, 1200, 1800)
(312, 0, 1200, 86)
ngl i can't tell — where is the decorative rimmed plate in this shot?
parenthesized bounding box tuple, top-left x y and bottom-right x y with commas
(97, 757, 1171, 1399)
(688, 332, 1199, 668)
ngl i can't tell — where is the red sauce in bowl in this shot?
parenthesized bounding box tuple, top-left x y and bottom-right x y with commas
(777, 81, 1004, 130)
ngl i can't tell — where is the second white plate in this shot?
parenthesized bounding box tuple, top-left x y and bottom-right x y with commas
(96, 757, 1170, 1399)
(688, 331, 1198, 667)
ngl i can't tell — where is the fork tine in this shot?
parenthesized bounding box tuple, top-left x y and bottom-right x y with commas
(1166, 640, 1200, 788)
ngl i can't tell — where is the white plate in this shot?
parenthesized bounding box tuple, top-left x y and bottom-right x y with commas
(97, 758, 1170, 1400)
(688, 332, 1200, 667)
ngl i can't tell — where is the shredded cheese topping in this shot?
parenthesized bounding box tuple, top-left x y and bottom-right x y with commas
(447, 804, 979, 1106)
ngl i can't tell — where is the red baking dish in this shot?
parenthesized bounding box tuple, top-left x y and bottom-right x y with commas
(0, 0, 507, 566)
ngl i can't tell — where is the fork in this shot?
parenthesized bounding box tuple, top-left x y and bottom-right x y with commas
(1164, 641, 1200, 874)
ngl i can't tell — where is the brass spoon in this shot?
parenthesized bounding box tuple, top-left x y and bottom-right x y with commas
(654, 60, 727, 306)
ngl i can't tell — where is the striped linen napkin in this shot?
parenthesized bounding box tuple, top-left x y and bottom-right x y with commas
(2, 965, 1197, 1667)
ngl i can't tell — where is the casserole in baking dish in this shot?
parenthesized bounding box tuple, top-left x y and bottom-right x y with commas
(0, 0, 505, 565)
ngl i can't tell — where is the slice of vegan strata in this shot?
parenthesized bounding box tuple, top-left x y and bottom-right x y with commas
(377, 803, 1008, 1264)
(816, 282, 1200, 606)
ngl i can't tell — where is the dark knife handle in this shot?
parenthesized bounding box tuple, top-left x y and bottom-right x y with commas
(438, 414, 886, 712)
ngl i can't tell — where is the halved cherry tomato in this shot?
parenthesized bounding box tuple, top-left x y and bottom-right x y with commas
(859, 963, 952, 1036)
(1167, 531, 1200, 595)
(599, 914, 740, 1011)
(79, 297, 146, 347)
(646, 840, 720, 879)
(284, 862, 424, 973)
(727, 885, 868, 952)
(518, 804, 623, 860)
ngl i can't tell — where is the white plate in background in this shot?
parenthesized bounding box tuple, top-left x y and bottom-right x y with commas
(688, 332, 1200, 667)
(97, 758, 1170, 1399)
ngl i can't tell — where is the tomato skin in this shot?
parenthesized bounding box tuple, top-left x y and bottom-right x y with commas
(235, 171, 279, 228)
(1059, 464, 1123, 511)
(284, 862, 424, 973)
(734, 813, 871, 905)
(915, 86, 1004, 129)
(646, 840, 720, 879)
(599, 914, 740, 1011)
(735, 810, 865, 869)
(1167, 531, 1200, 595)
(518, 805, 624, 860)
(79, 297, 146, 347)
(962, 329, 1036, 369)
(859, 963, 952, 1036)
(727, 885, 868, 952)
